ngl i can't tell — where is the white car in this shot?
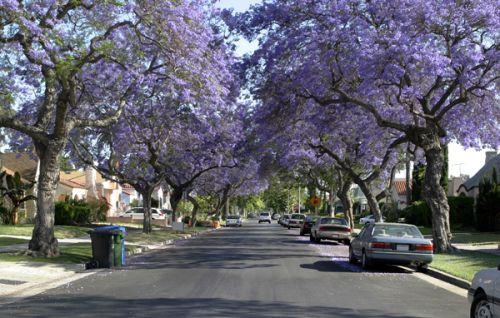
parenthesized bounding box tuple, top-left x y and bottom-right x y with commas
(258, 212, 272, 224)
(226, 215, 242, 227)
(119, 207, 166, 220)
(359, 214, 384, 225)
(468, 264, 500, 318)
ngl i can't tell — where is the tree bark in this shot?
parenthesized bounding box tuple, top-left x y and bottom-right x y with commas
(352, 176, 382, 222)
(140, 188, 153, 234)
(338, 180, 354, 229)
(28, 142, 61, 257)
(187, 195, 199, 227)
(169, 187, 183, 223)
(405, 150, 412, 206)
(423, 145, 453, 252)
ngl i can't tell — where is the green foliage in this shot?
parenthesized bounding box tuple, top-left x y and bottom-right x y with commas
(448, 196, 474, 228)
(261, 178, 289, 213)
(55, 199, 107, 225)
(411, 163, 426, 202)
(0, 171, 36, 224)
(0, 204, 9, 224)
(130, 199, 139, 208)
(404, 200, 432, 227)
(476, 168, 500, 231)
(405, 196, 474, 228)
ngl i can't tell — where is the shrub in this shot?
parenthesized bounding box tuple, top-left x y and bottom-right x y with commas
(335, 213, 345, 218)
(448, 196, 474, 228)
(55, 199, 107, 225)
(404, 200, 432, 227)
(476, 169, 500, 231)
(0, 204, 9, 224)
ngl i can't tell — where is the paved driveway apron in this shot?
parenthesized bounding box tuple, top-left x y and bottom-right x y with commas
(1, 222, 467, 318)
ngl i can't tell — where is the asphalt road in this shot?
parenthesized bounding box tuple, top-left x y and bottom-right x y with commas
(1, 221, 468, 318)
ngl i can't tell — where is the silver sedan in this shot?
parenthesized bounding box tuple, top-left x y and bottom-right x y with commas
(349, 223, 433, 271)
(310, 217, 352, 245)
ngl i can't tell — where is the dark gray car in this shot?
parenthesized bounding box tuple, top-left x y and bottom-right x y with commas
(349, 223, 433, 271)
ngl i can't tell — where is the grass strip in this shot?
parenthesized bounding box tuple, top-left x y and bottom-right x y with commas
(431, 250, 500, 282)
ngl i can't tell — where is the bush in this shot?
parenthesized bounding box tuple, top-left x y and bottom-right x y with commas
(404, 200, 432, 227)
(404, 197, 474, 228)
(55, 199, 107, 225)
(334, 213, 345, 218)
(476, 170, 500, 231)
(0, 205, 9, 224)
(183, 216, 191, 224)
(448, 196, 474, 228)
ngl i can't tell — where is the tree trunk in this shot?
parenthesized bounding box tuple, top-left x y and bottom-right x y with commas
(423, 146, 453, 252)
(169, 187, 183, 223)
(224, 196, 230, 219)
(10, 205, 19, 225)
(356, 179, 382, 221)
(338, 181, 354, 229)
(187, 195, 199, 227)
(405, 151, 412, 206)
(140, 188, 153, 234)
(29, 142, 61, 257)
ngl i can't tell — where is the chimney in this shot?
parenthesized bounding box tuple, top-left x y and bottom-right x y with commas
(85, 166, 99, 201)
(485, 151, 497, 164)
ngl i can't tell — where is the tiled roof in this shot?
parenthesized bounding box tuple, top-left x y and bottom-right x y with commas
(394, 180, 411, 196)
(0, 153, 38, 182)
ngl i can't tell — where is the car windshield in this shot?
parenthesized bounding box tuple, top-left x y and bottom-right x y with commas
(227, 215, 240, 219)
(372, 225, 423, 238)
(320, 218, 347, 225)
(260, 213, 270, 216)
(305, 216, 318, 222)
(291, 214, 305, 219)
(283, 215, 290, 219)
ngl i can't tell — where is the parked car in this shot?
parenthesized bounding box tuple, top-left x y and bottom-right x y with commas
(300, 215, 319, 236)
(258, 212, 272, 224)
(271, 213, 281, 220)
(468, 264, 500, 318)
(359, 214, 385, 225)
(119, 207, 166, 220)
(349, 223, 433, 271)
(310, 217, 351, 244)
(287, 213, 306, 229)
(248, 212, 258, 219)
(226, 215, 242, 227)
(279, 214, 291, 226)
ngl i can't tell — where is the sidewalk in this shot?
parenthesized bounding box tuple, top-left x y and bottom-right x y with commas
(453, 243, 500, 256)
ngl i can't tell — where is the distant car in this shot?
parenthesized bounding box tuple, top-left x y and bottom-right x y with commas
(248, 212, 258, 219)
(279, 214, 291, 226)
(310, 217, 351, 244)
(359, 214, 385, 225)
(226, 215, 242, 227)
(258, 212, 272, 224)
(271, 213, 281, 220)
(349, 223, 433, 271)
(468, 264, 500, 318)
(300, 215, 319, 236)
(119, 207, 166, 220)
(287, 213, 306, 229)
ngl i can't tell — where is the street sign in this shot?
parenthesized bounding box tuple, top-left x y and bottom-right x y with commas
(310, 196, 321, 207)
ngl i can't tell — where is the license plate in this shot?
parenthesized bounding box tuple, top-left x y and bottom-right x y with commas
(396, 244, 409, 251)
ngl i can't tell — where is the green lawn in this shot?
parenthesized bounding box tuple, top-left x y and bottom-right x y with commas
(418, 227, 500, 245)
(431, 250, 500, 282)
(0, 225, 91, 239)
(0, 237, 29, 247)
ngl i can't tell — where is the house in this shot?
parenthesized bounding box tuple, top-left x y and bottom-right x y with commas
(390, 179, 411, 210)
(448, 176, 468, 197)
(0, 153, 38, 219)
(457, 152, 500, 198)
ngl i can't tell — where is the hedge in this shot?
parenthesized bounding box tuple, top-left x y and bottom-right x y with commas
(55, 199, 107, 225)
(403, 196, 474, 228)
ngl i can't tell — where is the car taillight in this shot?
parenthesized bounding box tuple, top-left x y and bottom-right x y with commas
(416, 244, 433, 251)
(347, 228, 352, 232)
(369, 242, 392, 249)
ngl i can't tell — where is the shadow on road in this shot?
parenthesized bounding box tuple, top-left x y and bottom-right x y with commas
(1, 295, 423, 318)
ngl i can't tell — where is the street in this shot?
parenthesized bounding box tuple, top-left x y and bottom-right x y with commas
(1, 221, 468, 318)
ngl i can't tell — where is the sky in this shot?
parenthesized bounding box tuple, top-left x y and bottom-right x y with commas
(216, 0, 497, 178)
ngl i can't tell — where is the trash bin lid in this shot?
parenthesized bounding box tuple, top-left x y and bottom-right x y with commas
(93, 226, 126, 236)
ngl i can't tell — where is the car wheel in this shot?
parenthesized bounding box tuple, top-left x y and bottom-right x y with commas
(349, 246, 357, 264)
(343, 239, 350, 246)
(416, 263, 428, 273)
(287, 226, 290, 230)
(314, 235, 321, 243)
(470, 292, 493, 318)
(361, 250, 371, 270)
(309, 234, 314, 242)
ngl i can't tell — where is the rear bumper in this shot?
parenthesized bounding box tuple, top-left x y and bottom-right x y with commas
(367, 250, 433, 264)
(317, 232, 351, 240)
(288, 223, 302, 228)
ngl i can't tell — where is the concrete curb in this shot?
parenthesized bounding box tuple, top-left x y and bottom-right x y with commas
(124, 228, 218, 258)
(425, 267, 471, 290)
